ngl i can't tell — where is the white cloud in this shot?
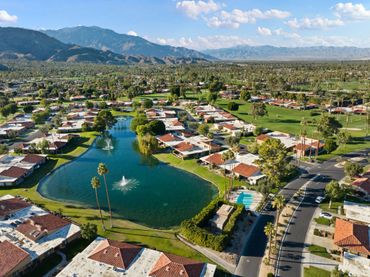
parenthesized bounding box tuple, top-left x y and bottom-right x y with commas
(207, 8, 291, 29)
(273, 28, 300, 39)
(154, 35, 254, 50)
(334, 2, 370, 20)
(286, 17, 344, 29)
(127, 30, 138, 36)
(257, 27, 272, 36)
(0, 10, 17, 24)
(176, 0, 220, 19)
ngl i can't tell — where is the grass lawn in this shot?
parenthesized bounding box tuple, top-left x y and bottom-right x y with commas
(154, 152, 246, 195)
(0, 132, 208, 262)
(304, 266, 331, 277)
(308, 245, 333, 259)
(216, 99, 369, 159)
(319, 200, 342, 214)
(314, 217, 333, 226)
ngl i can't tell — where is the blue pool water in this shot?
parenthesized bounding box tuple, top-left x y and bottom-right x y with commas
(236, 192, 254, 209)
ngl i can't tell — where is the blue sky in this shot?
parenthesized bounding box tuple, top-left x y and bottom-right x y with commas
(1, 0, 370, 49)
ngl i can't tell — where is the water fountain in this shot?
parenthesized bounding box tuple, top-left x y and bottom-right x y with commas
(120, 175, 129, 186)
(102, 137, 114, 151)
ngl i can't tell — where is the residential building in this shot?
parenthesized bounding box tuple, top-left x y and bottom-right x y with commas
(57, 237, 216, 277)
(209, 204, 234, 232)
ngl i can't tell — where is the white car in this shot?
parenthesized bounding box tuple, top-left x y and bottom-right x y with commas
(315, 196, 325, 204)
(320, 212, 333, 220)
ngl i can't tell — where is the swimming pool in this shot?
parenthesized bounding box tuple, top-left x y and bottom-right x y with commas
(236, 192, 254, 209)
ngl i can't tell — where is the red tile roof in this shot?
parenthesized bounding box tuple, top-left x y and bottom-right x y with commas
(256, 134, 269, 142)
(0, 166, 28, 179)
(16, 214, 71, 241)
(334, 219, 370, 255)
(174, 142, 194, 152)
(22, 154, 45, 164)
(0, 198, 31, 218)
(295, 143, 311, 151)
(352, 177, 370, 194)
(149, 253, 205, 277)
(232, 163, 260, 178)
(158, 133, 181, 142)
(0, 240, 30, 276)
(205, 153, 224, 166)
(88, 239, 142, 269)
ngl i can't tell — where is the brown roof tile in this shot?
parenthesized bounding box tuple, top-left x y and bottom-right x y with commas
(16, 214, 71, 241)
(21, 154, 45, 164)
(0, 240, 30, 276)
(0, 198, 31, 218)
(352, 177, 370, 194)
(149, 253, 205, 277)
(175, 142, 194, 152)
(88, 239, 142, 269)
(205, 153, 224, 166)
(0, 166, 29, 179)
(334, 219, 370, 255)
(158, 133, 181, 142)
(232, 163, 260, 178)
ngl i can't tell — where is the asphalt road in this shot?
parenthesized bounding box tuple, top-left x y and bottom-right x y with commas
(275, 149, 369, 277)
(234, 149, 369, 277)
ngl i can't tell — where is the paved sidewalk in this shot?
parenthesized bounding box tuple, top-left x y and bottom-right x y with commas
(302, 208, 340, 273)
(177, 235, 236, 273)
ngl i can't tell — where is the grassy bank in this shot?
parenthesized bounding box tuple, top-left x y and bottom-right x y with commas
(154, 152, 246, 196)
(0, 132, 206, 261)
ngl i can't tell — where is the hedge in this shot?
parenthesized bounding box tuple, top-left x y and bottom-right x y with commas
(180, 198, 244, 251)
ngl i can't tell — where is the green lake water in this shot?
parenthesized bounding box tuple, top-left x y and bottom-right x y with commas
(38, 117, 217, 228)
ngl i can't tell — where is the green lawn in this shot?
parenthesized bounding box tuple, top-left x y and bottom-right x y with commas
(314, 217, 333, 226)
(154, 153, 246, 196)
(0, 132, 208, 262)
(304, 266, 331, 277)
(216, 99, 369, 159)
(308, 245, 333, 259)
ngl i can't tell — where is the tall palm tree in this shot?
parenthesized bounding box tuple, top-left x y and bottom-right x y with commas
(272, 194, 285, 249)
(91, 176, 105, 231)
(97, 163, 113, 228)
(264, 222, 276, 260)
(222, 150, 235, 199)
(300, 117, 308, 159)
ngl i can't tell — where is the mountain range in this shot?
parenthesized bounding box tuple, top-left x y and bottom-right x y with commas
(203, 45, 370, 61)
(43, 26, 213, 60)
(0, 27, 209, 65)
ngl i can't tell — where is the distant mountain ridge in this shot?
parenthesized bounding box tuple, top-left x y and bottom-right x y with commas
(0, 27, 208, 65)
(203, 45, 370, 61)
(43, 26, 214, 60)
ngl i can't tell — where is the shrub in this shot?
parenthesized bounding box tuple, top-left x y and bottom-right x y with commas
(267, 273, 274, 277)
(227, 101, 239, 111)
(180, 199, 242, 251)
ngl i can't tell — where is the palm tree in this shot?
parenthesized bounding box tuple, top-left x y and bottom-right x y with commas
(272, 194, 285, 248)
(222, 150, 235, 199)
(264, 222, 275, 260)
(91, 176, 105, 231)
(97, 163, 113, 228)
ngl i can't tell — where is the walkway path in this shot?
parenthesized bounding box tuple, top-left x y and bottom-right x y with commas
(43, 250, 67, 277)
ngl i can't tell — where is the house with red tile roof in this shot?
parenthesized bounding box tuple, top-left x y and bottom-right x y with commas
(0, 197, 31, 220)
(232, 163, 260, 179)
(0, 240, 31, 277)
(16, 214, 73, 241)
(56, 237, 216, 277)
(334, 218, 370, 257)
(88, 239, 142, 269)
(149, 253, 206, 277)
(351, 177, 370, 198)
(0, 166, 29, 186)
(21, 154, 46, 166)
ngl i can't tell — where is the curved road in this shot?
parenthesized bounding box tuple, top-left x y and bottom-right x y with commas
(235, 149, 369, 277)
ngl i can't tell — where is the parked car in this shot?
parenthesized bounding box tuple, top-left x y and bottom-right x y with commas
(315, 196, 325, 204)
(320, 212, 333, 220)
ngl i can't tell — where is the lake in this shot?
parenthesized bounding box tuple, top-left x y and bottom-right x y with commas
(38, 117, 217, 228)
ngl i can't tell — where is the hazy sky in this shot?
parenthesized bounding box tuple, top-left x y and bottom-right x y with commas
(1, 0, 370, 50)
